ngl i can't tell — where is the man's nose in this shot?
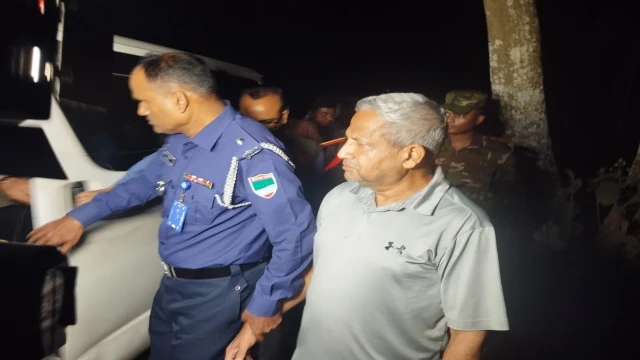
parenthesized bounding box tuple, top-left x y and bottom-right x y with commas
(337, 142, 351, 159)
(445, 112, 455, 123)
(137, 104, 149, 116)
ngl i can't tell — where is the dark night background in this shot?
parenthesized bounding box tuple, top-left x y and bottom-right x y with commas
(3, 0, 640, 358)
(109, 0, 640, 179)
(110, 1, 640, 359)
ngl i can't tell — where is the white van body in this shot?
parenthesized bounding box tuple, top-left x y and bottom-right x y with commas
(18, 27, 262, 360)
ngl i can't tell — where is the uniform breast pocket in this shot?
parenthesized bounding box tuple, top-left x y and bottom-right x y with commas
(185, 186, 221, 225)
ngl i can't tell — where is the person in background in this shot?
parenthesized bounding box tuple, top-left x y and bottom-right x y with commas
(238, 87, 321, 169)
(238, 86, 310, 360)
(240, 88, 345, 214)
(292, 97, 345, 143)
(435, 90, 517, 219)
(226, 93, 509, 360)
(27, 52, 315, 360)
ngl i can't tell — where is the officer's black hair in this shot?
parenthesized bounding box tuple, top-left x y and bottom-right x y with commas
(241, 86, 289, 112)
(137, 52, 217, 94)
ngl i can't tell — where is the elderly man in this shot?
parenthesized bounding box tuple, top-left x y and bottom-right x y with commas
(226, 93, 508, 360)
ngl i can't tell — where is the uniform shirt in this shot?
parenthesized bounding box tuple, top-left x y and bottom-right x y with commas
(68, 104, 315, 317)
(293, 167, 509, 360)
(114, 152, 156, 186)
(435, 134, 516, 219)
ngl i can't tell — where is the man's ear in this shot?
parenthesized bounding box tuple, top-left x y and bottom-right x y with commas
(475, 114, 486, 126)
(402, 144, 427, 169)
(281, 109, 290, 124)
(170, 90, 189, 114)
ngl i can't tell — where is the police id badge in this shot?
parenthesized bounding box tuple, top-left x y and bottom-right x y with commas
(167, 201, 188, 232)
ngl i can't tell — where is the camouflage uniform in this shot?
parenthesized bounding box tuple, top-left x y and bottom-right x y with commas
(436, 134, 516, 219)
(437, 90, 519, 224)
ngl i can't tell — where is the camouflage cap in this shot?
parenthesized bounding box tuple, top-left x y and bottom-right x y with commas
(443, 90, 489, 115)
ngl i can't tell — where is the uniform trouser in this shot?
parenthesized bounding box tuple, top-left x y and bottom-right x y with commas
(149, 262, 266, 360)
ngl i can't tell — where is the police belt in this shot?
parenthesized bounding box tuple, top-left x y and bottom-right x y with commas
(162, 260, 265, 280)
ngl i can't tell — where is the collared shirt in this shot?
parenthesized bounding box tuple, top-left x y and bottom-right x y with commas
(68, 104, 315, 317)
(293, 167, 508, 360)
(114, 152, 156, 186)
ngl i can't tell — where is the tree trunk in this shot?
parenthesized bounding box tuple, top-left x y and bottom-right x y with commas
(484, 0, 555, 170)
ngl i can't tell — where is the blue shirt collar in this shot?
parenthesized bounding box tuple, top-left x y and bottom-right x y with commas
(189, 100, 236, 151)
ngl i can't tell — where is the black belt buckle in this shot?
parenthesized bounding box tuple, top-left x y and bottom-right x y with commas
(162, 261, 262, 280)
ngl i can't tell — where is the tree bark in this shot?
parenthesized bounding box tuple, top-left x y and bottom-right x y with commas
(484, 0, 555, 170)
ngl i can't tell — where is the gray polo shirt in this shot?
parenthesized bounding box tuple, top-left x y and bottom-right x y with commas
(293, 167, 509, 360)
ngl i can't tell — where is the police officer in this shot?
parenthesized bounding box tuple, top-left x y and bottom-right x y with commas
(27, 53, 315, 360)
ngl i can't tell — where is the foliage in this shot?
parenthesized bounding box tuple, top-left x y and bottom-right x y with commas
(589, 159, 640, 259)
(532, 169, 582, 250)
(533, 157, 640, 261)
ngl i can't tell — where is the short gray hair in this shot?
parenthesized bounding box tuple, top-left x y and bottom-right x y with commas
(355, 93, 446, 155)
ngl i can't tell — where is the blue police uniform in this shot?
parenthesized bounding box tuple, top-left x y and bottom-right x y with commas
(113, 151, 155, 186)
(68, 103, 316, 360)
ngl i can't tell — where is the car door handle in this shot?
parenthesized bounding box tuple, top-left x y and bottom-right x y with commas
(64, 181, 87, 209)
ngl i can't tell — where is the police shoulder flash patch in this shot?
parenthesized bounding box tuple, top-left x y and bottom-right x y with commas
(248, 173, 278, 199)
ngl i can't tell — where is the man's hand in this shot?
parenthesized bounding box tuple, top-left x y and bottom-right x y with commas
(75, 188, 111, 207)
(0, 177, 30, 204)
(225, 323, 258, 360)
(27, 216, 84, 254)
(241, 310, 282, 341)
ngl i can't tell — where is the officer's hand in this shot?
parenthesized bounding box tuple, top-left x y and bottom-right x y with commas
(27, 216, 84, 254)
(225, 323, 257, 360)
(75, 188, 111, 207)
(241, 310, 282, 341)
(0, 177, 30, 204)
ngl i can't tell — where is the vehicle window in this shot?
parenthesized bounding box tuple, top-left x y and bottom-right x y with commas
(62, 52, 163, 171)
(63, 52, 258, 171)
(0, 126, 66, 179)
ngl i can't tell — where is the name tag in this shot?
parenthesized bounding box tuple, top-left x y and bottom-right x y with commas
(167, 200, 188, 232)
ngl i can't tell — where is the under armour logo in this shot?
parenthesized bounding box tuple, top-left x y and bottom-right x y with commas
(385, 242, 406, 254)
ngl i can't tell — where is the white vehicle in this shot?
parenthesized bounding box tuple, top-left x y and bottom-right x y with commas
(1, 2, 262, 359)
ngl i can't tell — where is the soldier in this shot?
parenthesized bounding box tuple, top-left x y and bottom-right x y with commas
(435, 90, 518, 224)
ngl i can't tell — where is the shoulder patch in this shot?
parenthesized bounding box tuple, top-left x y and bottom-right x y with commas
(248, 173, 278, 199)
